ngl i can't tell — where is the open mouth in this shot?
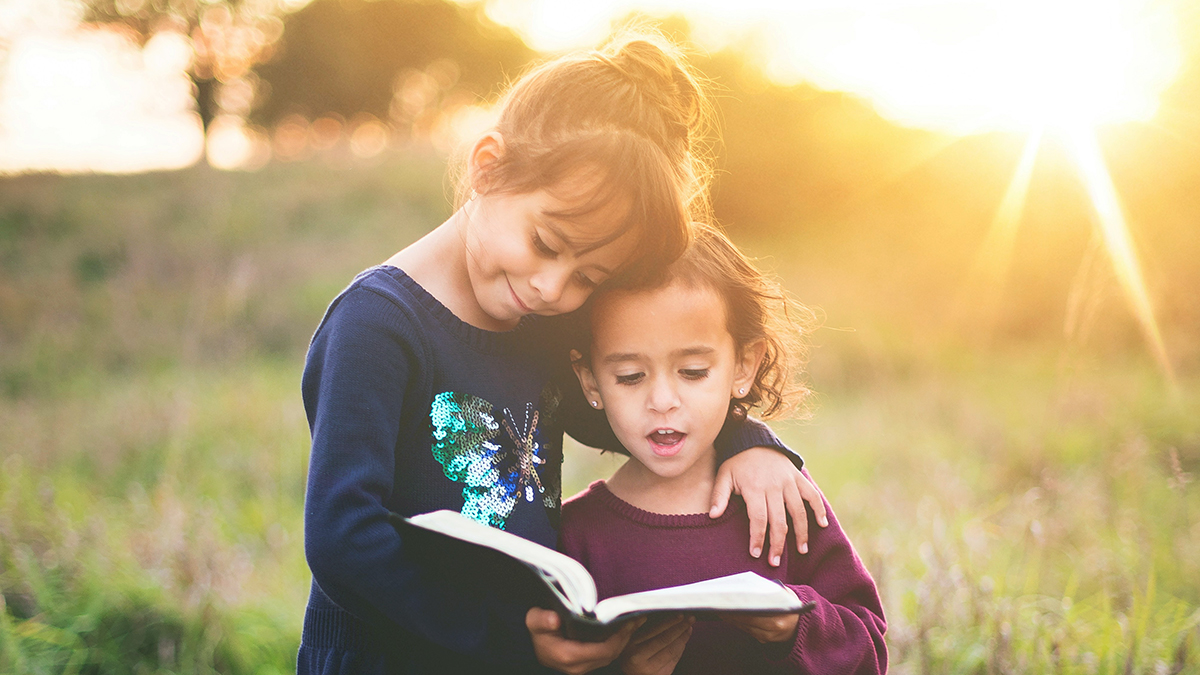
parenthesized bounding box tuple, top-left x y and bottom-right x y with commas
(647, 428, 686, 456)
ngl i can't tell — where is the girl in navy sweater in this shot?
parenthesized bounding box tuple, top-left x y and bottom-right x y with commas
(563, 226, 887, 675)
(298, 33, 827, 675)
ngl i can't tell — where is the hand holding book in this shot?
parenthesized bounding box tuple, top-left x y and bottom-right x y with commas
(720, 606, 803, 644)
(391, 510, 816, 642)
(618, 615, 694, 675)
(526, 607, 644, 674)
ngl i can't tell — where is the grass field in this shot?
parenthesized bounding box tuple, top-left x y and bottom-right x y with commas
(1, 158, 1197, 674)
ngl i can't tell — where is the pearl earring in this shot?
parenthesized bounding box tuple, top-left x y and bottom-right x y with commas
(590, 401, 599, 408)
(738, 388, 745, 395)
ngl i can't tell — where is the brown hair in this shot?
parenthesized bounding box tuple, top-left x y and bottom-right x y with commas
(459, 31, 714, 283)
(582, 225, 815, 420)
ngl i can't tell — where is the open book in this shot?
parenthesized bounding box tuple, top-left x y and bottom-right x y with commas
(390, 509, 815, 641)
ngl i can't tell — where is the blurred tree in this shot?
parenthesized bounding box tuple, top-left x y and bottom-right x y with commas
(250, 0, 534, 126)
(82, 0, 532, 131)
(83, 0, 287, 130)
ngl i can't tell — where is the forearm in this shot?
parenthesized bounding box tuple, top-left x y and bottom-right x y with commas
(763, 584, 887, 675)
(305, 505, 540, 666)
(715, 416, 803, 470)
(304, 414, 542, 667)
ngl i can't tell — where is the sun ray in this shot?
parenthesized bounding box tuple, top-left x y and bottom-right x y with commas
(959, 128, 1043, 333)
(1062, 127, 1176, 385)
(1064, 231, 1107, 346)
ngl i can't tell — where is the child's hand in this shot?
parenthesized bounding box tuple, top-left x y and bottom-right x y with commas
(710, 447, 828, 566)
(721, 611, 801, 644)
(618, 615, 693, 675)
(526, 607, 642, 675)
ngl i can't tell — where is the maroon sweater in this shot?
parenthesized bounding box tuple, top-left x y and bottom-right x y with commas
(559, 474, 887, 675)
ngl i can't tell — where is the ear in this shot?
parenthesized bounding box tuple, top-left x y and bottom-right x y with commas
(732, 339, 767, 399)
(569, 349, 604, 410)
(466, 131, 505, 194)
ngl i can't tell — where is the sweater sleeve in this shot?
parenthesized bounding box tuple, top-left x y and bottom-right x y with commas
(301, 286, 541, 669)
(766, 470, 887, 674)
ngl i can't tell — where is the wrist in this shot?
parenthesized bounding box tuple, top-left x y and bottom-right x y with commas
(773, 613, 800, 642)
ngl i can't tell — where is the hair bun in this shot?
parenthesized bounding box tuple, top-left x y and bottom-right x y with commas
(469, 28, 715, 236)
(600, 35, 705, 149)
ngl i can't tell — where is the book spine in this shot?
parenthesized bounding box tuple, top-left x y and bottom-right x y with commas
(560, 613, 620, 643)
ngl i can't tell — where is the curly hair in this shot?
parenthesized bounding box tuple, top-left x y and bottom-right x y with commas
(581, 225, 815, 420)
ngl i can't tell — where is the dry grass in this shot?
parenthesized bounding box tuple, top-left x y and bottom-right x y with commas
(1, 159, 1197, 673)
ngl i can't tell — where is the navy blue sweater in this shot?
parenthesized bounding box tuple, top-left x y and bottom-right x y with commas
(297, 267, 796, 674)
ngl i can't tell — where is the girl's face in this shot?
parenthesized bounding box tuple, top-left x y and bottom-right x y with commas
(462, 178, 638, 330)
(575, 282, 762, 483)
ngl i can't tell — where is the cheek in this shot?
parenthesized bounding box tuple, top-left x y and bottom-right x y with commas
(609, 397, 647, 436)
(690, 380, 735, 413)
(598, 384, 640, 417)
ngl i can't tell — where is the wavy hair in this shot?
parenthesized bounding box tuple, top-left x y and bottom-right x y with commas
(580, 225, 816, 420)
(454, 30, 716, 283)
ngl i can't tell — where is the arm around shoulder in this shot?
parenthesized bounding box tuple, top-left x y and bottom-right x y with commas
(715, 415, 802, 469)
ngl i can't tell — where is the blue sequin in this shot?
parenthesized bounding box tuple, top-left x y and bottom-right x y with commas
(428, 389, 561, 530)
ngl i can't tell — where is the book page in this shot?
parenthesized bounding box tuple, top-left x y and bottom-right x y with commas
(591, 571, 805, 625)
(406, 510, 598, 614)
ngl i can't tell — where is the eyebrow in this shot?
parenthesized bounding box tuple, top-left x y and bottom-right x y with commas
(539, 215, 620, 270)
(600, 346, 715, 364)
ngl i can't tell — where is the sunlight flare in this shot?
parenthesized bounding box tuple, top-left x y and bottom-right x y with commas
(1064, 127, 1175, 382)
(476, 0, 1182, 135)
(961, 129, 1043, 328)
(0, 26, 203, 173)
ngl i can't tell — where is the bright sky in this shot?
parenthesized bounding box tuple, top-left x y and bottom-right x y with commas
(0, 0, 1187, 172)
(481, 0, 1185, 133)
(0, 0, 203, 173)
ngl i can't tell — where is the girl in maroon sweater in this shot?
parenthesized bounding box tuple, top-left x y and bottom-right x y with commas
(561, 227, 887, 674)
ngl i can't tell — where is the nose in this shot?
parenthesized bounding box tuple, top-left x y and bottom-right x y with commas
(529, 265, 571, 306)
(646, 374, 681, 414)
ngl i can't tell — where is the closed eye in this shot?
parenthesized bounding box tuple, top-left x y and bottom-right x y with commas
(532, 232, 557, 257)
(615, 372, 644, 385)
(680, 369, 709, 380)
(575, 271, 598, 288)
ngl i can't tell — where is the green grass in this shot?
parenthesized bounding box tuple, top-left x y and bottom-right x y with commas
(1, 362, 308, 675)
(1, 159, 1197, 673)
(784, 345, 1200, 674)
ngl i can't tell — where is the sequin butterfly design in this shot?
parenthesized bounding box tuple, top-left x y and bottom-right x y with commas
(428, 387, 562, 530)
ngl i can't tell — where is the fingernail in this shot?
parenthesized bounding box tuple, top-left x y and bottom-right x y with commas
(771, 555, 781, 566)
(751, 547, 761, 558)
(820, 517, 828, 527)
(800, 543, 808, 554)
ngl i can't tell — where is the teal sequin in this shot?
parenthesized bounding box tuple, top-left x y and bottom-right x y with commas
(430, 392, 500, 482)
(428, 389, 562, 530)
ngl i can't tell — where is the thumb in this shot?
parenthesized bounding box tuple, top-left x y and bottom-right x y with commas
(710, 467, 734, 518)
(610, 616, 644, 649)
(525, 607, 561, 634)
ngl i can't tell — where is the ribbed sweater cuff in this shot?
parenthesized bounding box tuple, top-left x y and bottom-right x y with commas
(762, 584, 814, 667)
(301, 604, 378, 651)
